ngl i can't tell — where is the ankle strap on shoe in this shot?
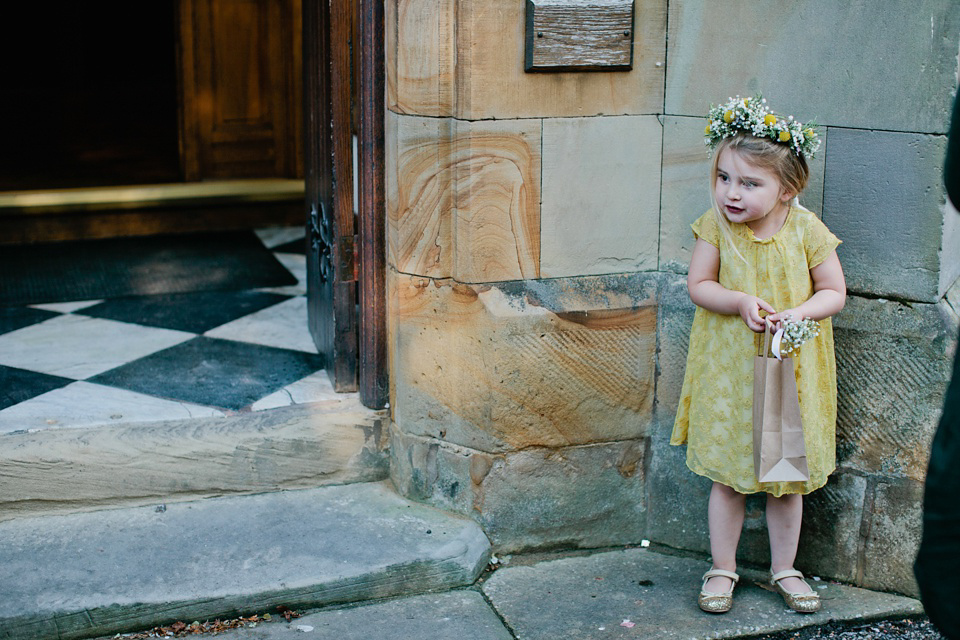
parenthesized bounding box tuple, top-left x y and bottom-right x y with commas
(771, 569, 804, 582)
(703, 569, 739, 583)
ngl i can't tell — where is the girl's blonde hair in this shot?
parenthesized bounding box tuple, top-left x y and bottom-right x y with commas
(709, 133, 810, 261)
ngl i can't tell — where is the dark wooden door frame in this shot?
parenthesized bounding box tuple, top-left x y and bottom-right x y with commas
(357, 0, 388, 409)
(303, 0, 386, 410)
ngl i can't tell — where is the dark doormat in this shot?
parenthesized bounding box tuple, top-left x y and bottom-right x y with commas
(0, 231, 298, 307)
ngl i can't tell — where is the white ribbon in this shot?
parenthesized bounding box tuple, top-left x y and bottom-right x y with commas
(771, 326, 785, 361)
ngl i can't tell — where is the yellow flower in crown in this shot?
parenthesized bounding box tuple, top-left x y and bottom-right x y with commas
(705, 125, 711, 135)
(723, 110, 734, 123)
(764, 114, 777, 126)
(778, 130, 791, 142)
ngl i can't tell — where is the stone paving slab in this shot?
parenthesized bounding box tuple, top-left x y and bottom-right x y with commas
(0, 482, 490, 640)
(481, 549, 923, 639)
(201, 591, 513, 640)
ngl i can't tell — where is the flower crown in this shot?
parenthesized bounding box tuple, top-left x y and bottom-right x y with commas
(705, 95, 820, 160)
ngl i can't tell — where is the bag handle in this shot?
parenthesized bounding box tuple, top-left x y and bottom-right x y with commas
(757, 321, 785, 361)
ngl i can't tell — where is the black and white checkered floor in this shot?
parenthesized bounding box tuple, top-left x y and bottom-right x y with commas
(0, 228, 343, 434)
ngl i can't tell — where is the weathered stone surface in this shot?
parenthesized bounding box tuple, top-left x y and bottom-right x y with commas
(483, 549, 923, 640)
(0, 400, 387, 522)
(665, 1, 960, 134)
(644, 429, 711, 555)
(390, 425, 648, 553)
(658, 115, 827, 274)
(387, 112, 454, 278)
(236, 591, 513, 640)
(453, 118, 542, 282)
(645, 273, 709, 551)
(0, 483, 491, 640)
(389, 0, 666, 120)
(833, 295, 955, 480)
(386, 114, 541, 282)
(795, 472, 868, 584)
(540, 116, 661, 278)
(860, 477, 924, 596)
(824, 127, 948, 302)
(654, 273, 695, 417)
(390, 270, 659, 452)
(389, 0, 456, 117)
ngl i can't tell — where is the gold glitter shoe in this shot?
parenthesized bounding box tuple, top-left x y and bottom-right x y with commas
(770, 569, 821, 613)
(698, 569, 739, 613)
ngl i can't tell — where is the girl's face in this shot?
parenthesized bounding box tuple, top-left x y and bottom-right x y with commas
(714, 148, 793, 229)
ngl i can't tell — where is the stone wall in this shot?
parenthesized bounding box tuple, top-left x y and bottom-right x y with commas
(386, 0, 960, 596)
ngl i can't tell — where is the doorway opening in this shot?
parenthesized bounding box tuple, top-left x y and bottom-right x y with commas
(2, 3, 181, 191)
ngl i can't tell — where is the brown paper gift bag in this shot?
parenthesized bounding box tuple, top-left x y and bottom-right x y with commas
(753, 324, 810, 483)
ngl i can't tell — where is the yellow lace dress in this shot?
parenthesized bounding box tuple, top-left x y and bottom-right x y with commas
(670, 206, 841, 496)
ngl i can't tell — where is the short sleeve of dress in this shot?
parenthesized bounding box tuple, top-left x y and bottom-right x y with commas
(691, 210, 721, 248)
(804, 215, 842, 268)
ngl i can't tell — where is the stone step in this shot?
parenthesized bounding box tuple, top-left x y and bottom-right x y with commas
(0, 481, 492, 640)
(0, 398, 388, 522)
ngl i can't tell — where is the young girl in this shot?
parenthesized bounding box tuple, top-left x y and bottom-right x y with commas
(670, 96, 846, 614)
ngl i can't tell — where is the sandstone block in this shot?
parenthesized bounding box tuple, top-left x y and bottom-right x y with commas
(389, 0, 666, 120)
(453, 118, 542, 282)
(540, 116, 661, 278)
(388, 0, 455, 117)
(644, 428, 711, 555)
(387, 114, 541, 282)
(860, 478, 924, 596)
(795, 472, 868, 584)
(824, 127, 948, 302)
(833, 295, 956, 481)
(390, 425, 648, 553)
(658, 115, 826, 274)
(665, 1, 959, 134)
(389, 271, 659, 452)
(386, 112, 455, 278)
(654, 273, 695, 418)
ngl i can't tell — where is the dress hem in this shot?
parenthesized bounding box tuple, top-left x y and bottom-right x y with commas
(683, 457, 832, 497)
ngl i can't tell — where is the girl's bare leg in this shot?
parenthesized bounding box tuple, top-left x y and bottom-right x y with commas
(767, 493, 812, 593)
(705, 482, 746, 593)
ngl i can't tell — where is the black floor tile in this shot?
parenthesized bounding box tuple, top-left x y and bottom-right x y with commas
(77, 291, 292, 334)
(272, 237, 307, 255)
(89, 337, 325, 411)
(0, 307, 60, 336)
(0, 365, 73, 410)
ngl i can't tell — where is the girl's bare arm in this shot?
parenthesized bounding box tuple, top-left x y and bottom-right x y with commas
(767, 250, 846, 324)
(687, 239, 774, 332)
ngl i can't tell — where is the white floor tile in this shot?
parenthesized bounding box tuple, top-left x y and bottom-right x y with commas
(0, 381, 224, 434)
(251, 370, 348, 410)
(31, 300, 103, 313)
(0, 315, 194, 379)
(204, 296, 317, 354)
(255, 226, 305, 249)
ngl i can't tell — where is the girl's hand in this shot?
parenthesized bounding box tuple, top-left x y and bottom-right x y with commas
(737, 295, 776, 333)
(766, 308, 801, 330)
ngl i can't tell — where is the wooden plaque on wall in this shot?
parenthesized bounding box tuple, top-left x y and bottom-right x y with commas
(525, 0, 634, 72)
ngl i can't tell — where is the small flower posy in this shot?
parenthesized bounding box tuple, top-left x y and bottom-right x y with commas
(705, 95, 820, 159)
(779, 317, 821, 355)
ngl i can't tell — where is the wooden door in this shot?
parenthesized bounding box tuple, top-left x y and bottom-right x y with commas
(178, 0, 303, 180)
(303, 0, 385, 406)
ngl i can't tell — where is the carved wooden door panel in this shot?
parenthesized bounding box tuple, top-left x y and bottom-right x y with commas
(178, 0, 303, 180)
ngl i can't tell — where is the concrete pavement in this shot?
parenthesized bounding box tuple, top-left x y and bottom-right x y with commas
(0, 481, 923, 640)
